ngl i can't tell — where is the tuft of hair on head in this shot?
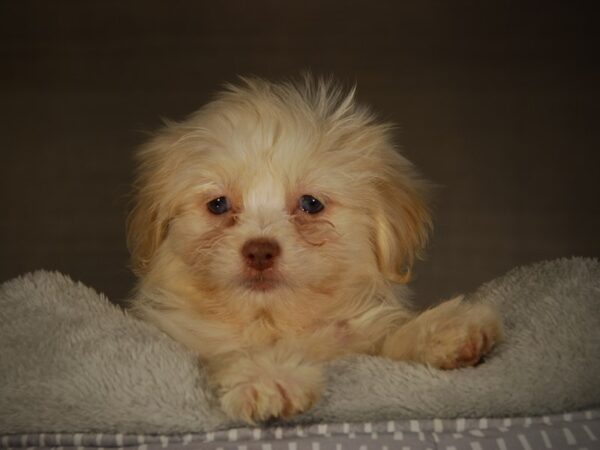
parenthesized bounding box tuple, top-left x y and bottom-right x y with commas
(219, 72, 364, 127)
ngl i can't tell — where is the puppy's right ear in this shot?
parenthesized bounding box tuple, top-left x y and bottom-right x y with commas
(126, 136, 173, 277)
(126, 186, 169, 276)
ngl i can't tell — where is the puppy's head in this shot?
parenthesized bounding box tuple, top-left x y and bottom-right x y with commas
(127, 77, 431, 300)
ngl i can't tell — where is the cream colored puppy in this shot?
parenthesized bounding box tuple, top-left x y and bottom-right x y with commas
(127, 76, 502, 424)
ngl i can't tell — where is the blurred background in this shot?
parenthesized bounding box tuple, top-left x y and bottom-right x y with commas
(1, 1, 598, 306)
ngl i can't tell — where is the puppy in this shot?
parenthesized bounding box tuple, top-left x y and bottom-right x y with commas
(127, 76, 502, 424)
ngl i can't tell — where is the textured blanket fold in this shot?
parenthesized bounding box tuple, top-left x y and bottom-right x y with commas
(1, 258, 599, 433)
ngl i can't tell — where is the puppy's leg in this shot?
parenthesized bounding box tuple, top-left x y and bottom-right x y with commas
(208, 344, 324, 424)
(380, 296, 502, 369)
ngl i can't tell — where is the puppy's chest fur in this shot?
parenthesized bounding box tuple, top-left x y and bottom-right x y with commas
(237, 307, 290, 346)
(205, 299, 343, 340)
(185, 292, 365, 357)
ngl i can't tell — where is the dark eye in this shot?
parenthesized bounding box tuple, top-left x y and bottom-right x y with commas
(207, 196, 230, 215)
(298, 195, 324, 214)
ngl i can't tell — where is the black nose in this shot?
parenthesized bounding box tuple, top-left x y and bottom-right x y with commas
(241, 238, 281, 271)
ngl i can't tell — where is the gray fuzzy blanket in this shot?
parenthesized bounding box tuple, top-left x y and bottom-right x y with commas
(1, 258, 599, 434)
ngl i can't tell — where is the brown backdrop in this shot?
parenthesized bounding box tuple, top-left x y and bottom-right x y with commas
(1, 1, 599, 306)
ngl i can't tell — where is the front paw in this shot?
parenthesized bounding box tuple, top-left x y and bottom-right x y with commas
(435, 320, 499, 369)
(215, 355, 323, 424)
(425, 301, 503, 370)
(381, 296, 503, 369)
(220, 375, 319, 424)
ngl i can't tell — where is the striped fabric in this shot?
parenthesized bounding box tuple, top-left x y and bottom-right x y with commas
(1, 409, 598, 450)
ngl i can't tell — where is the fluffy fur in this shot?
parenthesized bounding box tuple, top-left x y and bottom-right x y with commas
(127, 76, 502, 424)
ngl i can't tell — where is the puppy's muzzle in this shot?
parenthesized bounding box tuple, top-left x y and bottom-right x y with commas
(242, 238, 281, 271)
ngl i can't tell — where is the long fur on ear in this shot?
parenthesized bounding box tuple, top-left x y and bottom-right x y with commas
(126, 131, 179, 276)
(126, 187, 169, 277)
(373, 157, 432, 284)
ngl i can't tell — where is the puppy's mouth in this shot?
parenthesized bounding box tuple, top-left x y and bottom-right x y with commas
(243, 270, 280, 292)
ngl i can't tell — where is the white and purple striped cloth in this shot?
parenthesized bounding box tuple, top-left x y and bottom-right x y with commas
(2, 409, 598, 450)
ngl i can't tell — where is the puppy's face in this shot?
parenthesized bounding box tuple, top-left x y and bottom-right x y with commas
(128, 78, 430, 302)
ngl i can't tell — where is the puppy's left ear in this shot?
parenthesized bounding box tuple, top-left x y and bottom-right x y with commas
(372, 159, 432, 284)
